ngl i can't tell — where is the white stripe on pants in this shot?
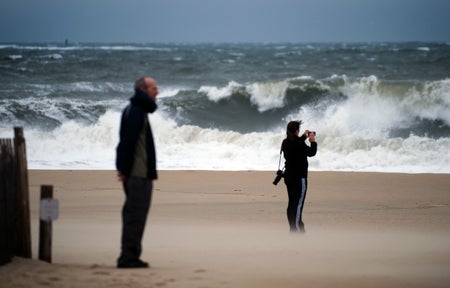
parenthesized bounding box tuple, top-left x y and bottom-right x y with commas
(295, 178, 306, 230)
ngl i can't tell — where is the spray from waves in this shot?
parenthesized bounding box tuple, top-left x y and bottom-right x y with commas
(1, 110, 283, 170)
(282, 75, 450, 173)
(152, 113, 282, 170)
(6, 107, 448, 173)
(160, 76, 327, 135)
(197, 76, 321, 112)
(309, 75, 450, 139)
(196, 75, 450, 136)
(0, 80, 182, 130)
(0, 96, 124, 130)
(1, 74, 449, 173)
(402, 79, 450, 126)
(163, 75, 450, 173)
(205, 80, 289, 112)
(1, 81, 132, 100)
(247, 81, 289, 112)
(198, 81, 242, 102)
(164, 75, 450, 138)
(1, 109, 449, 173)
(17, 111, 120, 169)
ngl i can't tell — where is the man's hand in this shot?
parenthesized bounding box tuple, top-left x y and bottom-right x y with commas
(117, 171, 127, 182)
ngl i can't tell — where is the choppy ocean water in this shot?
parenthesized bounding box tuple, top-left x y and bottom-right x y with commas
(0, 42, 449, 173)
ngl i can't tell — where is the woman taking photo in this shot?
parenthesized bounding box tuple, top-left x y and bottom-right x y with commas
(281, 120, 317, 232)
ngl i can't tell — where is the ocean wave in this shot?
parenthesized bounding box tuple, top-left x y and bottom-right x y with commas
(0, 97, 123, 129)
(6, 54, 22, 60)
(247, 81, 289, 112)
(286, 76, 450, 140)
(39, 53, 63, 60)
(3, 75, 449, 139)
(95, 45, 173, 52)
(158, 75, 450, 138)
(1, 42, 449, 172)
(342, 76, 450, 130)
(22, 82, 130, 97)
(2, 109, 448, 173)
(417, 47, 430, 52)
(198, 81, 242, 102)
(196, 77, 327, 112)
(402, 78, 450, 126)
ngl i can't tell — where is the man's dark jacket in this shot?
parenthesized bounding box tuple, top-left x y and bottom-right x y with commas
(282, 134, 317, 180)
(116, 90, 157, 180)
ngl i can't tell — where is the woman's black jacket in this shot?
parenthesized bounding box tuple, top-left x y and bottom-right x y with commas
(282, 134, 317, 180)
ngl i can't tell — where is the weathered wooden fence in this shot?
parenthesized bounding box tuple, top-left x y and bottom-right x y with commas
(0, 137, 15, 265)
(0, 127, 31, 265)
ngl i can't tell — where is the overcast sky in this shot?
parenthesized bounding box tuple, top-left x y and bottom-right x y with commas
(1, 0, 449, 43)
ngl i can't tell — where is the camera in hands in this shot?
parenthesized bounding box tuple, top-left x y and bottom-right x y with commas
(273, 169, 284, 185)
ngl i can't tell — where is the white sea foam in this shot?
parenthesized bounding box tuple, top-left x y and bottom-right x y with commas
(1, 105, 448, 173)
(158, 87, 183, 98)
(40, 54, 63, 60)
(3, 75, 448, 173)
(199, 80, 289, 111)
(21, 111, 119, 169)
(403, 78, 450, 126)
(7, 54, 22, 60)
(292, 75, 450, 138)
(417, 47, 430, 52)
(247, 80, 288, 112)
(25, 82, 130, 96)
(199, 81, 241, 102)
(2, 42, 449, 173)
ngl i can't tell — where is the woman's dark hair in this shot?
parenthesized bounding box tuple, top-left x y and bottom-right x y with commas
(286, 120, 302, 140)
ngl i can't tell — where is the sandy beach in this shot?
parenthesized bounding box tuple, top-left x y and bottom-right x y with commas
(1, 170, 449, 288)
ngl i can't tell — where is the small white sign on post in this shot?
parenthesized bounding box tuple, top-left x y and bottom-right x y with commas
(40, 198, 59, 221)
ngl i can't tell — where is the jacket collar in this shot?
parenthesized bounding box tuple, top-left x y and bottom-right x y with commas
(130, 90, 157, 113)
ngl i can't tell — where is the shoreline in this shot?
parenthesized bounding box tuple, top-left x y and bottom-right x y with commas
(28, 168, 450, 174)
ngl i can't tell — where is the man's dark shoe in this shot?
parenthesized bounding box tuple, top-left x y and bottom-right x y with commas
(117, 259, 149, 269)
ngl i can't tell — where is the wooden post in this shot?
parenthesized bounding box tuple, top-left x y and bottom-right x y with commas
(14, 127, 32, 258)
(39, 185, 53, 263)
(0, 139, 16, 265)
